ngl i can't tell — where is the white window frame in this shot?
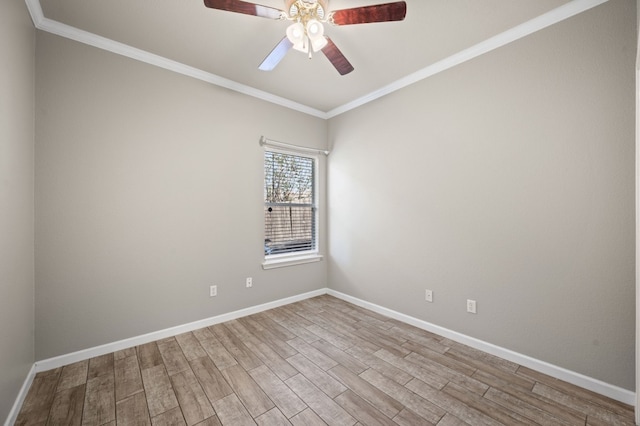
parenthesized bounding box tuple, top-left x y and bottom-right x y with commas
(262, 146, 323, 270)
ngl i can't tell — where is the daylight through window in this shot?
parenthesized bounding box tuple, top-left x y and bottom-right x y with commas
(264, 150, 316, 256)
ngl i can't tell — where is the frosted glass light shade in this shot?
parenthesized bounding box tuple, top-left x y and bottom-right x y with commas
(286, 23, 307, 52)
(306, 19, 327, 51)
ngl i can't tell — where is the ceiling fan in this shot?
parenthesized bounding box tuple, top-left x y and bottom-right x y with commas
(203, 0, 407, 75)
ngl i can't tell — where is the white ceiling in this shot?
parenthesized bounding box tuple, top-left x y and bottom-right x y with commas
(28, 0, 607, 118)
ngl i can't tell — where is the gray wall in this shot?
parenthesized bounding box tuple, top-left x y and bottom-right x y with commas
(35, 32, 328, 360)
(327, 0, 636, 390)
(0, 0, 36, 420)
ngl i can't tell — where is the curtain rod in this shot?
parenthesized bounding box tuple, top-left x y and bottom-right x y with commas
(259, 136, 330, 156)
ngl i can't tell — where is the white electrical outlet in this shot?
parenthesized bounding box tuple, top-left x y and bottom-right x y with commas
(467, 299, 477, 314)
(246, 277, 253, 288)
(425, 289, 433, 302)
(210, 285, 217, 297)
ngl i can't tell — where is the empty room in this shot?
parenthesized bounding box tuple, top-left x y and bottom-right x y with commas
(2, 0, 638, 424)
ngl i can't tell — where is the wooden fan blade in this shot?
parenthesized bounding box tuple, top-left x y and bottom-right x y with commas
(203, 0, 284, 19)
(259, 37, 293, 71)
(330, 1, 406, 25)
(321, 38, 354, 75)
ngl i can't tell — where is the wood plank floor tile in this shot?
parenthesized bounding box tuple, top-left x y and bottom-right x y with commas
(392, 407, 437, 426)
(191, 326, 216, 342)
(289, 408, 327, 426)
(114, 355, 144, 402)
(310, 340, 367, 375)
(141, 364, 179, 417)
(88, 353, 114, 379)
(442, 339, 520, 373)
(328, 324, 384, 354)
(262, 306, 290, 323)
(248, 364, 306, 418)
(57, 360, 89, 391)
(351, 312, 394, 330)
(373, 348, 449, 390)
(328, 364, 404, 419)
(405, 378, 502, 426)
(334, 389, 398, 426)
(15, 368, 61, 425)
(137, 342, 164, 371)
(401, 342, 476, 377)
(194, 415, 223, 426)
(278, 306, 315, 327)
(474, 369, 586, 425)
(238, 316, 298, 359)
(15, 295, 636, 426)
(47, 383, 85, 426)
(209, 323, 263, 371)
(483, 386, 581, 426)
(315, 310, 360, 332)
(307, 324, 354, 351)
(82, 373, 115, 425)
(359, 368, 446, 424)
(355, 321, 408, 346)
(389, 324, 449, 354)
(150, 406, 187, 426)
(345, 345, 413, 385)
(175, 332, 208, 361)
(193, 329, 238, 370)
(532, 382, 635, 426)
(225, 320, 298, 381)
(269, 306, 321, 342)
(211, 394, 257, 426)
(189, 356, 234, 404)
(314, 302, 363, 325)
(445, 349, 535, 390)
(436, 413, 471, 426)
(114, 347, 136, 360)
(249, 312, 297, 341)
(170, 369, 215, 425)
(286, 337, 338, 371)
(220, 364, 275, 418)
(286, 353, 347, 398)
(285, 374, 356, 426)
(405, 351, 489, 394)
(116, 392, 151, 426)
(586, 414, 637, 426)
(304, 312, 358, 336)
(352, 327, 410, 358)
(255, 407, 293, 426)
(517, 365, 634, 417)
(442, 382, 535, 426)
(278, 317, 323, 343)
(157, 338, 191, 376)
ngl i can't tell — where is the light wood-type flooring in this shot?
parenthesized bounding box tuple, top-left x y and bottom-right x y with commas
(15, 295, 635, 425)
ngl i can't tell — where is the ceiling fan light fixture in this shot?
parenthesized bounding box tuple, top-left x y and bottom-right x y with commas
(286, 22, 306, 52)
(204, 0, 407, 75)
(306, 19, 327, 52)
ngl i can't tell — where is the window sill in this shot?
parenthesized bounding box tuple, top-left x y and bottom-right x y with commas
(262, 253, 323, 270)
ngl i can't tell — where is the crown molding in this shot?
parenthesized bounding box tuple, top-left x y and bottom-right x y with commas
(24, 0, 329, 119)
(25, 0, 608, 120)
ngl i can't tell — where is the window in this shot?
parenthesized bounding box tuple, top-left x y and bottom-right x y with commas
(264, 149, 318, 263)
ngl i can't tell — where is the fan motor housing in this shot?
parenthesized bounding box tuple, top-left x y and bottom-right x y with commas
(285, 0, 328, 20)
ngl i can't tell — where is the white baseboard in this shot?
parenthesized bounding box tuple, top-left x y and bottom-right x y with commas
(327, 289, 636, 406)
(34, 288, 326, 373)
(4, 364, 36, 426)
